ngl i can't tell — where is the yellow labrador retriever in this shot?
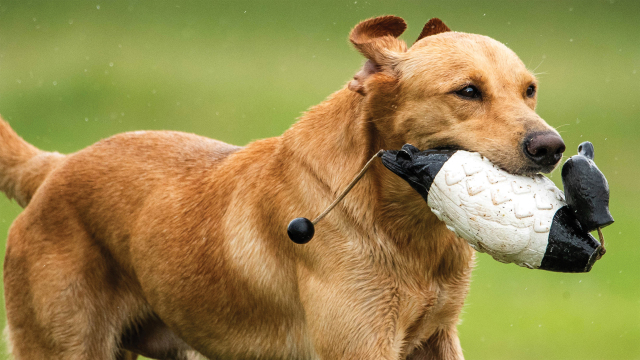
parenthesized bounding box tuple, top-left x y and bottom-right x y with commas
(1, 16, 564, 360)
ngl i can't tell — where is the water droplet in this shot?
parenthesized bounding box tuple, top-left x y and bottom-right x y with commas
(53, 81, 57, 86)
(109, 62, 114, 67)
(97, 5, 100, 9)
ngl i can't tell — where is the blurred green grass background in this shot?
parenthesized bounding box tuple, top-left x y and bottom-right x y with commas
(0, 0, 639, 359)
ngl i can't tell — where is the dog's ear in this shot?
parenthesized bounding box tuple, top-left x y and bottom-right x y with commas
(348, 16, 407, 95)
(349, 15, 407, 62)
(414, 18, 451, 44)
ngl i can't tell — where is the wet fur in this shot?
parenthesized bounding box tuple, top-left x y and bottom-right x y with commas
(1, 16, 560, 360)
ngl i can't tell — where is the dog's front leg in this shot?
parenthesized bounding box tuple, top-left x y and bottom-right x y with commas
(406, 328, 464, 360)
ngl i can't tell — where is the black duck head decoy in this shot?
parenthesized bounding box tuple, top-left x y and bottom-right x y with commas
(561, 141, 614, 232)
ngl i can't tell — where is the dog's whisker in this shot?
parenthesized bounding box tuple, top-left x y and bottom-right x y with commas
(532, 57, 545, 73)
(532, 71, 548, 76)
(527, 56, 533, 68)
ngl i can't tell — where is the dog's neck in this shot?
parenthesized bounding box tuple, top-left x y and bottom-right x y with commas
(282, 87, 379, 189)
(280, 86, 473, 280)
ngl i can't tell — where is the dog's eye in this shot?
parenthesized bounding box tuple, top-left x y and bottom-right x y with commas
(526, 85, 536, 98)
(455, 85, 481, 100)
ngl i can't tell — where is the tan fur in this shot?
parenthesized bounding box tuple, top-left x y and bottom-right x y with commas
(2, 16, 560, 360)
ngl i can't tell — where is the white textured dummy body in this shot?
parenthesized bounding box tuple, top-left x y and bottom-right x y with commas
(427, 151, 566, 268)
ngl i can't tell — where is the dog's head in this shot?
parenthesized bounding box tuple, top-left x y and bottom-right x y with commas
(349, 16, 564, 175)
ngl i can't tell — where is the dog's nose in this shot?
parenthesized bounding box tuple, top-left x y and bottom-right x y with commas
(524, 132, 566, 166)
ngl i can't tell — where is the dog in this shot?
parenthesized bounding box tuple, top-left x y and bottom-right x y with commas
(1, 16, 565, 360)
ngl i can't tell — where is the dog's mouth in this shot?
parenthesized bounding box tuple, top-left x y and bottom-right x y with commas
(495, 160, 560, 177)
(432, 145, 461, 152)
(432, 145, 558, 177)
(518, 163, 559, 176)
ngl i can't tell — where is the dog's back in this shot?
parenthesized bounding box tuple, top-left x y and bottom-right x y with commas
(0, 117, 240, 209)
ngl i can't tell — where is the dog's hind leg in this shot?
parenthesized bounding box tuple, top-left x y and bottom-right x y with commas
(120, 315, 200, 360)
(115, 350, 138, 360)
(405, 328, 464, 360)
(4, 211, 147, 360)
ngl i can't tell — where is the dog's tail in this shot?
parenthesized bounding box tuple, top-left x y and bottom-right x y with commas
(0, 116, 66, 207)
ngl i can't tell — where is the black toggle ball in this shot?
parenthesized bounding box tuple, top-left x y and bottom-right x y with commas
(287, 217, 315, 244)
